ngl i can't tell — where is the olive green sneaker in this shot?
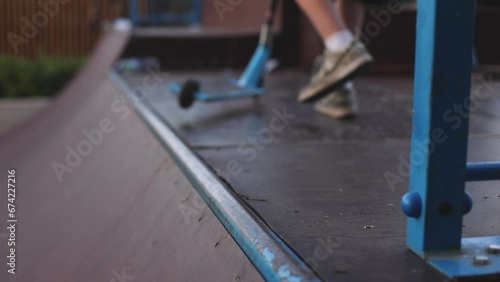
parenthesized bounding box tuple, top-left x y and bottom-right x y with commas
(298, 39, 373, 103)
(314, 85, 358, 119)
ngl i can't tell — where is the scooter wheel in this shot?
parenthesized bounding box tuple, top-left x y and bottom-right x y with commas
(179, 79, 199, 109)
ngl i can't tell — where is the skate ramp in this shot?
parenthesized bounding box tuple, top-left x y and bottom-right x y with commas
(0, 27, 270, 282)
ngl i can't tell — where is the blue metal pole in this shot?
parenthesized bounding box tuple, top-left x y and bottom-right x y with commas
(405, 0, 476, 255)
(128, 0, 140, 26)
(237, 46, 271, 89)
(466, 162, 500, 182)
(191, 0, 202, 25)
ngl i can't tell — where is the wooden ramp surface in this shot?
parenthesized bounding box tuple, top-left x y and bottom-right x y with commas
(0, 30, 263, 282)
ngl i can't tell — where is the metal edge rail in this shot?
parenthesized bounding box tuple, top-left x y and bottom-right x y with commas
(108, 70, 321, 282)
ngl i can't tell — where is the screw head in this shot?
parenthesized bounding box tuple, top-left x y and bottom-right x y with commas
(472, 255, 490, 266)
(487, 244, 500, 254)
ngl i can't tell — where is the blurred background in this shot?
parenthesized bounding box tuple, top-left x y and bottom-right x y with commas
(1, 0, 500, 131)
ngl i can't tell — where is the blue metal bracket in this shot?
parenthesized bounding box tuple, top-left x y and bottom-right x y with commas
(428, 237, 500, 278)
(401, 0, 500, 279)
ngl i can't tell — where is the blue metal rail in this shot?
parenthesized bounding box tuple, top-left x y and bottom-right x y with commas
(401, 0, 500, 279)
(466, 162, 500, 182)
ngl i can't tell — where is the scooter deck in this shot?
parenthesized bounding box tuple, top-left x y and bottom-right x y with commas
(169, 81, 263, 102)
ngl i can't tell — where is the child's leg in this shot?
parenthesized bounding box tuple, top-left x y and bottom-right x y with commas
(309, 0, 370, 119)
(336, 0, 365, 91)
(295, 0, 347, 40)
(336, 0, 365, 36)
(295, 0, 373, 103)
(297, 0, 358, 54)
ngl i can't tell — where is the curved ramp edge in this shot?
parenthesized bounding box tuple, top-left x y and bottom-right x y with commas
(108, 70, 321, 282)
(0, 25, 130, 146)
(0, 79, 265, 282)
(0, 24, 267, 281)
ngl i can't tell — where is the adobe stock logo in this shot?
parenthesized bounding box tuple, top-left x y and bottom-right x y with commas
(50, 66, 164, 183)
(212, 0, 244, 21)
(51, 119, 116, 182)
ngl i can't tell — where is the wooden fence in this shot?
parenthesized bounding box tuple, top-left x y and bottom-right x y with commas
(1, 0, 125, 58)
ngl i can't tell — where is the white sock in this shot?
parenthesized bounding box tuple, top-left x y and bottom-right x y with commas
(344, 81, 354, 90)
(324, 30, 354, 53)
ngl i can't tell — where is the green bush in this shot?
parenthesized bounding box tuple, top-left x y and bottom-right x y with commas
(0, 56, 86, 98)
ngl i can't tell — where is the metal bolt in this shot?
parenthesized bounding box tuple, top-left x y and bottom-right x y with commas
(472, 255, 490, 266)
(487, 244, 500, 254)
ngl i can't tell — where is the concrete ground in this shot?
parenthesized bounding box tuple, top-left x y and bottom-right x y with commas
(123, 70, 500, 282)
(0, 98, 51, 133)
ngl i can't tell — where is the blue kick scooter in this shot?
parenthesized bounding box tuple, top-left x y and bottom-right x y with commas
(168, 0, 279, 109)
